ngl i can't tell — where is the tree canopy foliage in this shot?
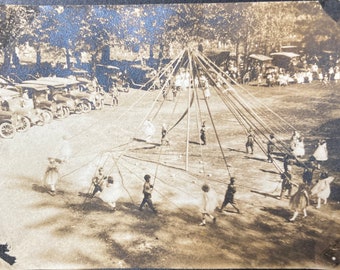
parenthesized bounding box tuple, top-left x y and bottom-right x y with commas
(0, 2, 339, 73)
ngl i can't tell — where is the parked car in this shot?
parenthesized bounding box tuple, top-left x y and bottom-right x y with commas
(15, 83, 66, 120)
(1, 96, 48, 130)
(35, 77, 93, 113)
(96, 64, 130, 92)
(0, 110, 18, 139)
(0, 88, 43, 134)
(44, 76, 104, 110)
(21, 78, 87, 116)
(74, 77, 105, 110)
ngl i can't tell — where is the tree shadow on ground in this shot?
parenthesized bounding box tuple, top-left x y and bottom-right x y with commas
(329, 182, 340, 201)
(260, 206, 291, 220)
(23, 175, 340, 268)
(32, 184, 65, 196)
(310, 118, 340, 138)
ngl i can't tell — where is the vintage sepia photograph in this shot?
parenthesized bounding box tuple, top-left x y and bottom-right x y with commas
(0, 1, 339, 269)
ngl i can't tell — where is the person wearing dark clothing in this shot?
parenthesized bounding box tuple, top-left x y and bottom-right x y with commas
(200, 122, 206, 145)
(219, 177, 240, 213)
(172, 86, 178, 100)
(109, 83, 119, 106)
(139, 174, 157, 213)
(283, 154, 291, 173)
(161, 124, 170, 146)
(266, 134, 276, 163)
(245, 128, 255, 154)
(91, 167, 107, 198)
(302, 167, 314, 186)
(279, 172, 292, 200)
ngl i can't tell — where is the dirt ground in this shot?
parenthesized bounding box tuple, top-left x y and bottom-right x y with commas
(0, 80, 340, 269)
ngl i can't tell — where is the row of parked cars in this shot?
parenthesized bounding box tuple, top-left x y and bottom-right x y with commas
(0, 75, 106, 139)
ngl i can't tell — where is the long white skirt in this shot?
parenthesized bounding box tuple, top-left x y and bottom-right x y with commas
(99, 182, 122, 206)
(200, 188, 218, 214)
(44, 168, 59, 191)
(311, 177, 334, 200)
(293, 141, 305, 157)
(313, 144, 328, 161)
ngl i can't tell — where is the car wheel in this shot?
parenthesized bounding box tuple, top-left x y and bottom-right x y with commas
(0, 122, 15, 139)
(55, 107, 64, 119)
(16, 116, 31, 132)
(36, 113, 45, 126)
(95, 99, 103, 110)
(42, 110, 53, 124)
(83, 101, 91, 113)
(63, 107, 70, 118)
(75, 103, 84, 114)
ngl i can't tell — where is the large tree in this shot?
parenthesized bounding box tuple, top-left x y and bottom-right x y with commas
(0, 5, 38, 71)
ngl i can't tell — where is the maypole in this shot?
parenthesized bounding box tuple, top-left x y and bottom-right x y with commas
(185, 49, 193, 171)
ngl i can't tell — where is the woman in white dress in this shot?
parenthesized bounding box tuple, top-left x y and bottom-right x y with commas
(142, 119, 155, 142)
(313, 139, 328, 162)
(43, 158, 63, 196)
(293, 137, 305, 157)
(98, 176, 121, 211)
(290, 130, 300, 152)
(203, 85, 211, 100)
(311, 172, 334, 209)
(199, 184, 218, 226)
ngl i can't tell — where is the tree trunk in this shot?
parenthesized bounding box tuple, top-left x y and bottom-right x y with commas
(91, 52, 97, 77)
(149, 43, 154, 60)
(65, 47, 71, 69)
(235, 42, 240, 70)
(158, 43, 164, 69)
(36, 45, 41, 68)
(2, 46, 12, 72)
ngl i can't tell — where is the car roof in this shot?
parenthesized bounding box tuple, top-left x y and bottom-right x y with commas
(0, 88, 20, 99)
(15, 83, 50, 91)
(22, 78, 67, 88)
(249, 54, 273, 62)
(37, 77, 80, 85)
(21, 79, 66, 88)
(270, 52, 300, 58)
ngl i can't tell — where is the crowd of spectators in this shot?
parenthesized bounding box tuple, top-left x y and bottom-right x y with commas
(222, 53, 340, 87)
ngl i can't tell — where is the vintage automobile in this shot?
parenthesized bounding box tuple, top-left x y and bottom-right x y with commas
(1, 96, 48, 131)
(0, 112, 15, 138)
(74, 77, 105, 110)
(22, 78, 88, 115)
(35, 77, 94, 113)
(15, 83, 66, 120)
(0, 88, 44, 134)
(41, 76, 104, 110)
(97, 64, 131, 92)
(0, 110, 19, 139)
